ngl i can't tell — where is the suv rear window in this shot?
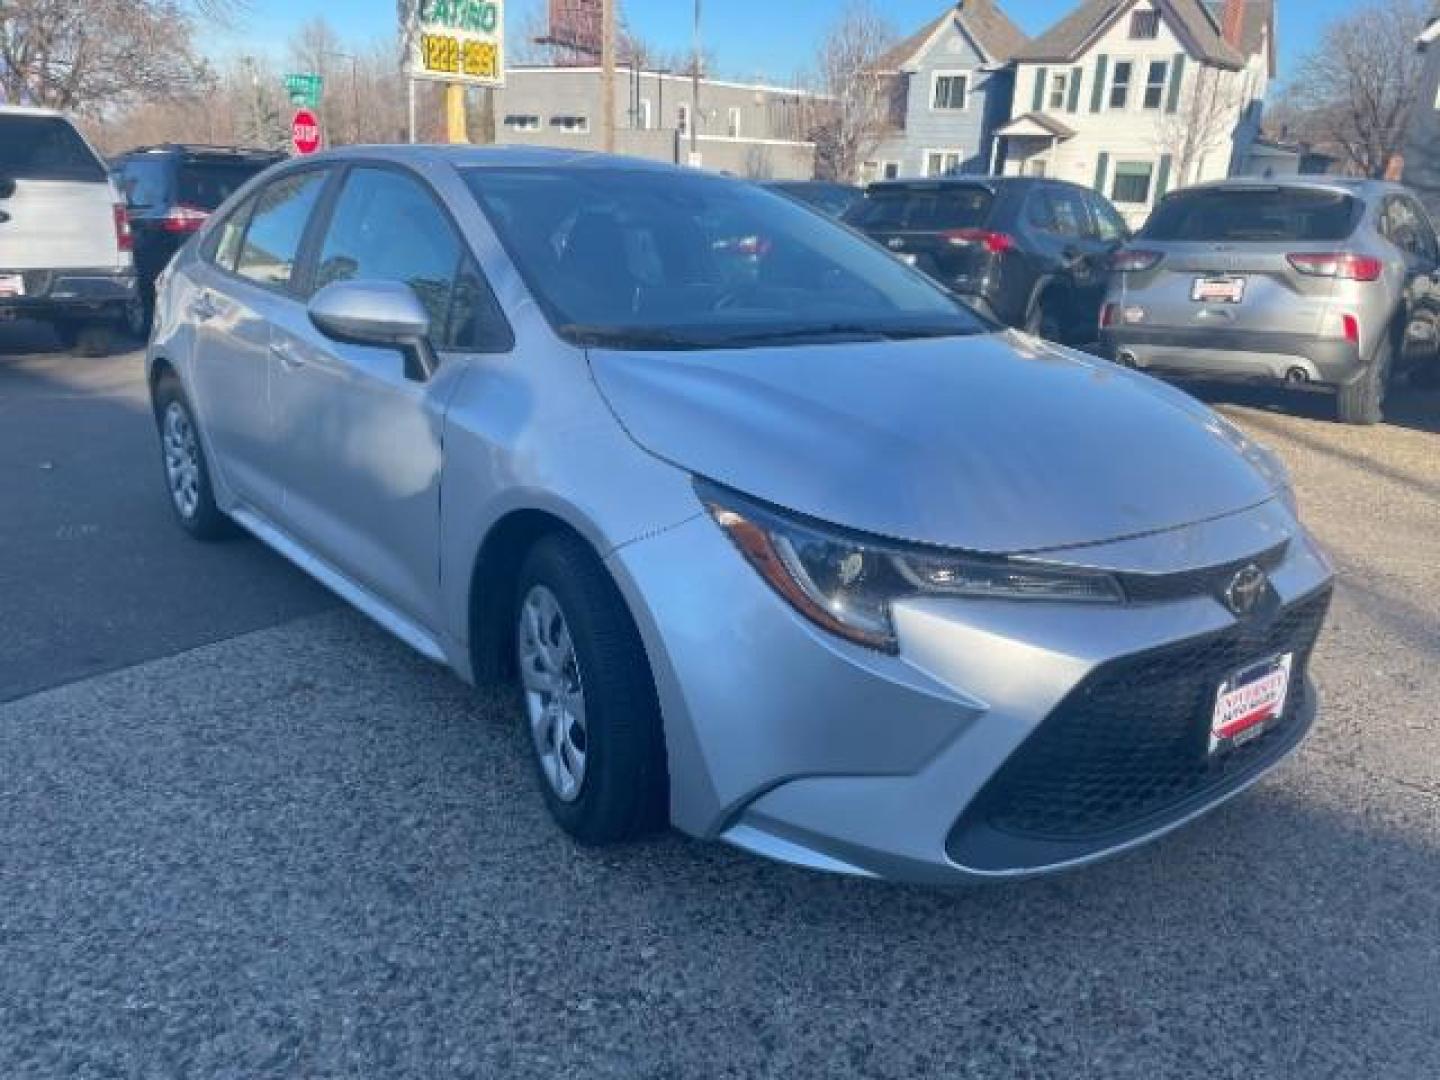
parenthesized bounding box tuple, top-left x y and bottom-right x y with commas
(846, 186, 994, 232)
(179, 158, 276, 210)
(0, 115, 107, 183)
(1143, 188, 1362, 243)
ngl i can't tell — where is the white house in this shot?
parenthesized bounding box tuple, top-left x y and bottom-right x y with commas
(997, 0, 1274, 225)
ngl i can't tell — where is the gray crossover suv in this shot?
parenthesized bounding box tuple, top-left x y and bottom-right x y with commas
(1101, 179, 1440, 424)
(148, 147, 1334, 884)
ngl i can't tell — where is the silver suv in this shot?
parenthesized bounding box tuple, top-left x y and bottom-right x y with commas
(1100, 179, 1440, 424)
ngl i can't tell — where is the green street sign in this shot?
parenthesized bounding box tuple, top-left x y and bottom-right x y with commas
(283, 73, 324, 107)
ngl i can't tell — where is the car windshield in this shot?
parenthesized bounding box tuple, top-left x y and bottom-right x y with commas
(464, 166, 985, 350)
(0, 115, 106, 182)
(845, 186, 995, 232)
(1142, 188, 1363, 243)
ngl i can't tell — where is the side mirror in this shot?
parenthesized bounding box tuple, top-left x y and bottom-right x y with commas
(308, 279, 437, 381)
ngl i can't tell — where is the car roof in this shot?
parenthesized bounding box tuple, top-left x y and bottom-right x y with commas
(0, 104, 68, 119)
(116, 144, 285, 159)
(1167, 177, 1405, 201)
(284, 144, 681, 174)
(863, 176, 1092, 197)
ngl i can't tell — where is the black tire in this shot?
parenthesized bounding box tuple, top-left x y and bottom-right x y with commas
(124, 289, 153, 340)
(514, 532, 668, 845)
(58, 320, 118, 358)
(152, 374, 237, 541)
(1336, 335, 1393, 425)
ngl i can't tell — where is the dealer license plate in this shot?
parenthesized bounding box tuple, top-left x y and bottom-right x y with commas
(0, 274, 24, 298)
(1210, 653, 1293, 754)
(1192, 276, 1246, 304)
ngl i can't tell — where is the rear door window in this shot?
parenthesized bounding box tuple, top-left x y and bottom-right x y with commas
(848, 186, 994, 231)
(1381, 196, 1439, 263)
(0, 115, 107, 182)
(235, 170, 329, 290)
(1042, 187, 1093, 238)
(1143, 188, 1362, 242)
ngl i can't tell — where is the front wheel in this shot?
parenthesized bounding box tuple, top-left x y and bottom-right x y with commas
(1336, 336, 1393, 425)
(515, 533, 668, 845)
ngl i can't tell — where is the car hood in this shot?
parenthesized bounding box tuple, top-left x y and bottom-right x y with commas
(588, 331, 1280, 554)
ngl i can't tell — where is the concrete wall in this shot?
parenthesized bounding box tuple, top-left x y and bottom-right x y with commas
(491, 67, 818, 179)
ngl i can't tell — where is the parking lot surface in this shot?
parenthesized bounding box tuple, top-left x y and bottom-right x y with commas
(2, 323, 1438, 1078)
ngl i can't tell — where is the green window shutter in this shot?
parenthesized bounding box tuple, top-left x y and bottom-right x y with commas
(1166, 53, 1187, 113)
(1091, 55, 1109, 113)
(1032, 67, 1048, 112)
(1094, 152, 1110, 194)
(1156, 154, 1173, 200)
(1067, 66, 1083, 113)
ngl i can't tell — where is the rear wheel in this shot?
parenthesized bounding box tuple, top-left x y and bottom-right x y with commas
(124, 290, 153, 340)
(153, 375, 236, 540)
(515, 533, 668, 845)
(1336, 335, 1393, 425)
(54, 319, 118, 358)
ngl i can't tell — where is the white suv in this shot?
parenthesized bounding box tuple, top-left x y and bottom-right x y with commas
(0, 106, 136, 355)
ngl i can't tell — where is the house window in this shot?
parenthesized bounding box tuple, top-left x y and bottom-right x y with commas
(1049, 72, 1068, 110)
(727, 107, 742, 138)
(677, 103, 690, 136)
(933, 73, 969, 110)
(1144, 60, 1169, 109)
(1111, 161, 1155, 204)
(503, 115, 540, 132)
(550, 115, 590, 134)
(1110, 61, 1134, 109)
(1130, 10, 1161, 39)
(925, 151, 963, 176)
(884, 161, 900, 179)
(1027, 158, 1048, 178)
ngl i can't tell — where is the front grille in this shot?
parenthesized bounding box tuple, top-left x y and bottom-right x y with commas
(1116, 541, 1289, 603)
(948, 587, 1331, 870)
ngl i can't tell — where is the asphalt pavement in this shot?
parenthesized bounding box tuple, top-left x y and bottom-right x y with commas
(2, 321, 1438, 1078)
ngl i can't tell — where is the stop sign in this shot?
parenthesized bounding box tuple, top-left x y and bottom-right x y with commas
(291, 109, 321, 155)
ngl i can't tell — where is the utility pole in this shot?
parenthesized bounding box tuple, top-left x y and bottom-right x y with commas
(445, 84, 467, 143)
(601, 0, 617, 153)
(690, 0, 701, 165)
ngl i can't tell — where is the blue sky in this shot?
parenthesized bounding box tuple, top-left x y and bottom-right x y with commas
(207, 0, 1344, 87)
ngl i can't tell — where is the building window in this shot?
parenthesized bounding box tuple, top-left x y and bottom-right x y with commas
(925, 151, 963, 176)
(884, 161, 900, 179)
(677, 103, 690, 137)
(550, 115, 590, 134)
(1130, 10, 1160, 39)
(727, 107, 742, 138)
(1143, 60, 1169, 109)
(1027, 158, 1048, 178)
(504, 115, 540, 132)
(1111, 161, 1155, 204)
(1049, 72, 1068, 110)
(933, 73, 969, 110)
(1110, 61, 1134, 109)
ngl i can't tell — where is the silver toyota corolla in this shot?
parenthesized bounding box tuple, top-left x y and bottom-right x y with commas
(147, 147, 1334, 884)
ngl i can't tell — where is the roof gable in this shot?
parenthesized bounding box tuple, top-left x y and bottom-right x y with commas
(875, 1, 1028, 71)
(1012, 0, 1251, 70)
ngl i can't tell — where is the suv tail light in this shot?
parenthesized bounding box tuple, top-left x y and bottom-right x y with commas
(113, 204, 133, 252)
(161, 204, 210, 234)
(1287, 252, 1382, 282)
(1111, 249, 1163, 272)
(943, 229, 1016, 255)
(1100, 303, 1120, 329)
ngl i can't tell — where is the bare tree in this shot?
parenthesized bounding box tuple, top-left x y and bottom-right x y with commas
(1154, 65, 1245, 188)
(811, 1, 898, 183)
(0, 0, 246, 113)
(1283, 0, 1428, 178)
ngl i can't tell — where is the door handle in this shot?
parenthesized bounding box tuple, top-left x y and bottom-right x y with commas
(270, 338, 306, 369)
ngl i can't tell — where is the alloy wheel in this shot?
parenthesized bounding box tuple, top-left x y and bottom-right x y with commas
(162, 401, 201, 520)
(518, 584, 589, 803)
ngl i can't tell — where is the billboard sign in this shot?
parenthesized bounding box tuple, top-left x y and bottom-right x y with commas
(405, 0, 505, 86)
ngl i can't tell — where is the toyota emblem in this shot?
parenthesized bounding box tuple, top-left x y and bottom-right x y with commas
(1223, 564, 1269, 616)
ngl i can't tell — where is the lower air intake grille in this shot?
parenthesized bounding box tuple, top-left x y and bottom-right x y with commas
(948, 587, 1332, 871)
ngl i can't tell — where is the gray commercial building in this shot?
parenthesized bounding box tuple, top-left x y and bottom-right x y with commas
(492, 66, 823, 179)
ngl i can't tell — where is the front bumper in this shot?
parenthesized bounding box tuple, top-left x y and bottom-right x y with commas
(0, 268, 136, 317)
(1100, 326, 1363, 387)
(608, 498, 1334, 885)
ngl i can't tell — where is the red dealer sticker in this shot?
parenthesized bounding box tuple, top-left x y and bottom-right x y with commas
(1210, 653, 1294, 754)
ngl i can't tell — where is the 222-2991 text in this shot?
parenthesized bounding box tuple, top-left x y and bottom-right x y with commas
(419, 34, 499, 79)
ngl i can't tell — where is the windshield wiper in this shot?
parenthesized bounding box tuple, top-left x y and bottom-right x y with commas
(714, 323, 977, 346)
(558, 325, 711, 350)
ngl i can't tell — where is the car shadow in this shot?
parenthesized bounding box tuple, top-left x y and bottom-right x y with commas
(1169, 374, 1440, 436)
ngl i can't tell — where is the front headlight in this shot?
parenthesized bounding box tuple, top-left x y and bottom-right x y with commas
(698, 480, 1123, 653)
